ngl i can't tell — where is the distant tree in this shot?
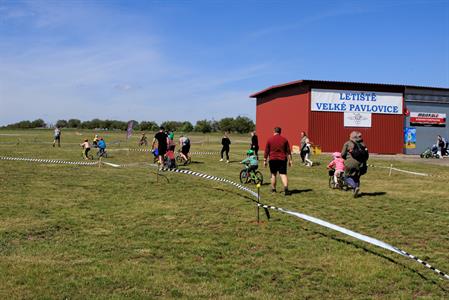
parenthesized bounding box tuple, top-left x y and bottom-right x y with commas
(81, 121, 92, 129)
(140, 121, 159, 131)
(161, 121, 182, 131)
(111, 120, 127, 130)
(67, 119, 81, 128)
(55, 120, 68, 128)
(16, 120, 32, 129)
(218, 117, 235, 132)
(90, 119, 102, 129)
(233, 116, 255, 133)
(194, 120, 212, 133)
(31, 119, 46, 128)
(211, 120, 220, 132)
(179, 121, 193, 132)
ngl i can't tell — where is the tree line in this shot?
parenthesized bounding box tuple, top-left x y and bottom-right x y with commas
(2, 116, 255, 133)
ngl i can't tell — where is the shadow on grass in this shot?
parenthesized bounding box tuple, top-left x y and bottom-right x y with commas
(189, 161, 204, 164)
(303, 227, 447, 291)
(289, 188, 313, 194)
(359, 191, 387, 197)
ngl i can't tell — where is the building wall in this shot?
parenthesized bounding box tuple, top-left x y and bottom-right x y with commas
(309, 111, 404, 154)
(256, 85, 309, 151)
(256, 84, 404, 154)
(404, 102, 449, 154)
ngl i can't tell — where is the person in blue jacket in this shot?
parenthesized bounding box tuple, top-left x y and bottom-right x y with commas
(97, 138, 107, 157)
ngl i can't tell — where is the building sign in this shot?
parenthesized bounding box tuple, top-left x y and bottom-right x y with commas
(410, 112, 446, 127)
(344, 112, 372, 127)
(404, 127, 416, 149)
(311, 89, 403, 114)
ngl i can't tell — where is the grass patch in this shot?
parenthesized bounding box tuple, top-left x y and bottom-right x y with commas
(0, 129, 449, 298)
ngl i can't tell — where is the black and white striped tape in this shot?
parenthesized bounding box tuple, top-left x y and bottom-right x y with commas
(395, 249, 449, 280)
(154, 164, 449, 281)
(112, 149, 220, 155)
(0, 156, 98, 166)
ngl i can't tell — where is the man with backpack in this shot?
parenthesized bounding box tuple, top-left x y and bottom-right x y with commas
(341, 131, 369, 198)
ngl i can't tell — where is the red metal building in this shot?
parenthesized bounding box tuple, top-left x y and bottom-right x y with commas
(250, 80, 405, 154)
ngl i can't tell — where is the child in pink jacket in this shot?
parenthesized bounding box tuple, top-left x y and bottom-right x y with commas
(327, 152, 345, 187)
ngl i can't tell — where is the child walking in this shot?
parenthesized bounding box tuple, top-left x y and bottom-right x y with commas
(80, 139, 91, 160)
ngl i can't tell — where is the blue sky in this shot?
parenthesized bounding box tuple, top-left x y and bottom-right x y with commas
(1, 0, 448, 125)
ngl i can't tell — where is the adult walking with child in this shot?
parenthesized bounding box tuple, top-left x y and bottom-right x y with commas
(341, 131, 369, 198)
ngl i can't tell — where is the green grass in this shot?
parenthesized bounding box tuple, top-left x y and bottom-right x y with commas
(1, 129, 449, 299)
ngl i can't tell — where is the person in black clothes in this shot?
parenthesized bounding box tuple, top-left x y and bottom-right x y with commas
(152, 126, 168, 168)
(220, 132, 231, 163)
(250, 131, 259, 160)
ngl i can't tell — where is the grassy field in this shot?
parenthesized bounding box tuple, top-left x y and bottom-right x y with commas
(1, 129, 448, 299)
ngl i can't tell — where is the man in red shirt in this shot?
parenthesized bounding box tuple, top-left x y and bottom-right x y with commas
(264, 127, 293, 195)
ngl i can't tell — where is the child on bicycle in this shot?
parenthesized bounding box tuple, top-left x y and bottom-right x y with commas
(327, 152, 345, 188)
(241, 149, 258, 172)
(97, 138, 107, 157)
(80, 139, 91, 160)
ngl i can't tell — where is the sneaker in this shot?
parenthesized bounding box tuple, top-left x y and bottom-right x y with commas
(353, 187, 360, 198)
(219, 159, 223, 162)
(284, 189, 292, 196)
(271, 188, 277, 194)
(226, 160, 230, 163)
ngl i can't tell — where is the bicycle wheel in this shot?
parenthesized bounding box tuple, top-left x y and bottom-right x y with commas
(254, 171, 263, 184)
(239, 170, 249, 184)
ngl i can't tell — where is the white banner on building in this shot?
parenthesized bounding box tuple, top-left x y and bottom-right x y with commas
(344, 112, 372, 127)
(311, 89, 403, 115)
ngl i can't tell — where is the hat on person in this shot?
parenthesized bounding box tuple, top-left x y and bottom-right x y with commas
(332, 152, 341, 158)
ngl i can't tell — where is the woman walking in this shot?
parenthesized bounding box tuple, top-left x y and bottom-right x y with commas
(300, 131, 313, 166)
(220, 132, 231, 163)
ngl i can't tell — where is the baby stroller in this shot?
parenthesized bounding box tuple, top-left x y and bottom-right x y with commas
(420, 145, 440, 159)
